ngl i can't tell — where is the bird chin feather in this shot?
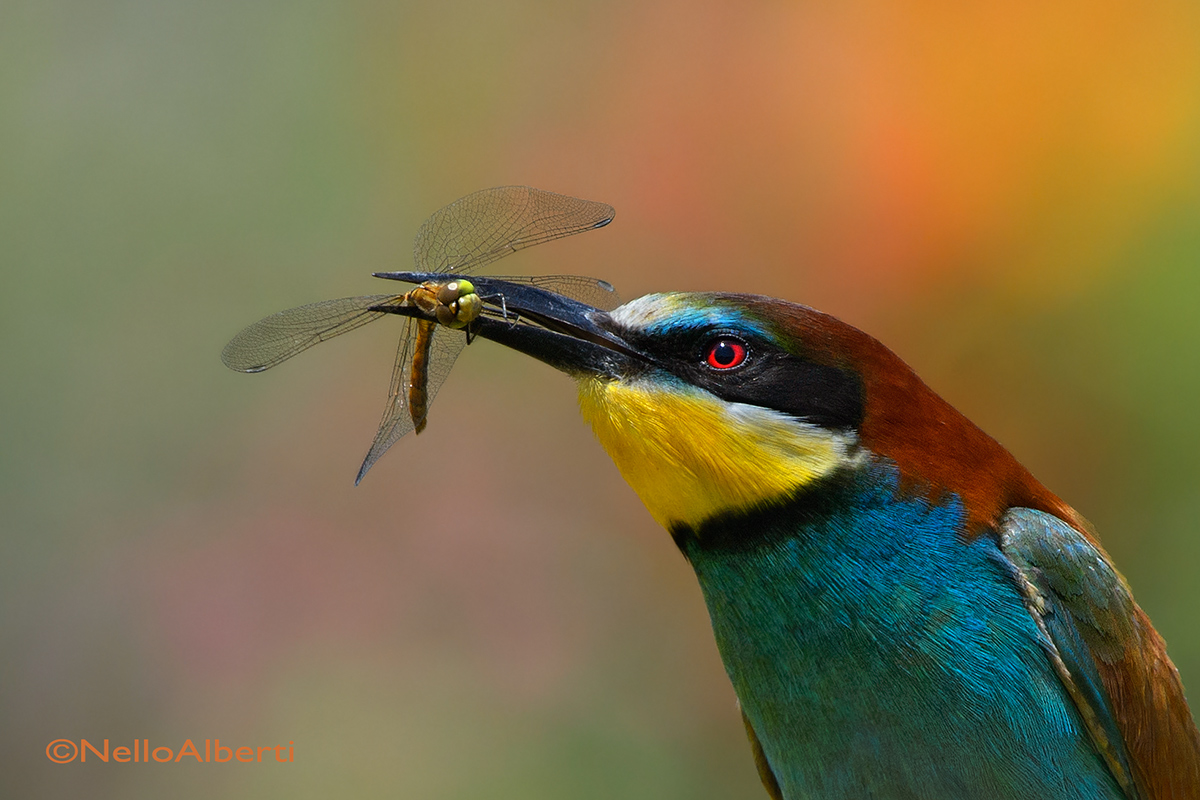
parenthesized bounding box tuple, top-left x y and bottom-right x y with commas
(576, 374, 861, 530)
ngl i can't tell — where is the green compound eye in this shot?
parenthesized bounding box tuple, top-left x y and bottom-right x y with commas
(437, 279, 477, 305)
(451, 292, 482, 327)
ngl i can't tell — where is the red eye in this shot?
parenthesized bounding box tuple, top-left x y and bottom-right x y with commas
(705, 338, 747, 370)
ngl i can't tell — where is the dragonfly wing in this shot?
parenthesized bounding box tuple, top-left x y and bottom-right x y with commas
(356, 315, 417, 484)
(487, 274, 622, 311)
(417, 323, 469, 425)
(221, 295, 397, 373)
(413, 186, 615, 275)
(355, 320, 468, 484)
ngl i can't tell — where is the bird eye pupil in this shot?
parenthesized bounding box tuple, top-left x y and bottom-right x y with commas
(705, 338, 747, 370)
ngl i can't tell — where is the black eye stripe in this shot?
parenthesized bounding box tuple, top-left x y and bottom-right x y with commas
(609, 324, 863, 430)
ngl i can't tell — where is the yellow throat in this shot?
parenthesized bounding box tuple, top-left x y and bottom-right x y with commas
(577, 376, 860, 530)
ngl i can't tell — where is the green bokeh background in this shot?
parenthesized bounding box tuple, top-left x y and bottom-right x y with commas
(4, 2, 1199, 797)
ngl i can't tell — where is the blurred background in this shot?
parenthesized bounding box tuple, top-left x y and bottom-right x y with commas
(3, 1, 1200, 797)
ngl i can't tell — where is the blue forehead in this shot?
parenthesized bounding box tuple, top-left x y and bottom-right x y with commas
(609, 293, 772, 339)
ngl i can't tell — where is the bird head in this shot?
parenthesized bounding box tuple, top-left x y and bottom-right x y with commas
(466, 280, 1079, 538)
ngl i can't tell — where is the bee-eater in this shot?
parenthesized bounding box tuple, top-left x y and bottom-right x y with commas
(446, 278, 1200, 799)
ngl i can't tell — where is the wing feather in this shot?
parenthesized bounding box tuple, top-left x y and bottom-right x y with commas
(1000, 508, 1200, 799)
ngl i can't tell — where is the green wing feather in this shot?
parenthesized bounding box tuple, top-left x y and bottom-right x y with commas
(999, 508, 1200, 800)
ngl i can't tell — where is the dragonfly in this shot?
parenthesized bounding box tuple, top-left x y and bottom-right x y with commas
(221, 186, 619, 484)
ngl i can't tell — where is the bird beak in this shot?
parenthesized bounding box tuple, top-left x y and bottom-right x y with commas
(375, 271, 649, 378)
(468, 276, 650, 378)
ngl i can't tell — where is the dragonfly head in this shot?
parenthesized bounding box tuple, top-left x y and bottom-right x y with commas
(433, 279, 482, 329)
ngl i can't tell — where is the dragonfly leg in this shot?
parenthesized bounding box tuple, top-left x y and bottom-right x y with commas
(489, 293, 510, 322)
(478, 293, 525, 330)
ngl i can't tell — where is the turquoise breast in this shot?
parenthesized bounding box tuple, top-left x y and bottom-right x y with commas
(676, 463, 1124, 799)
